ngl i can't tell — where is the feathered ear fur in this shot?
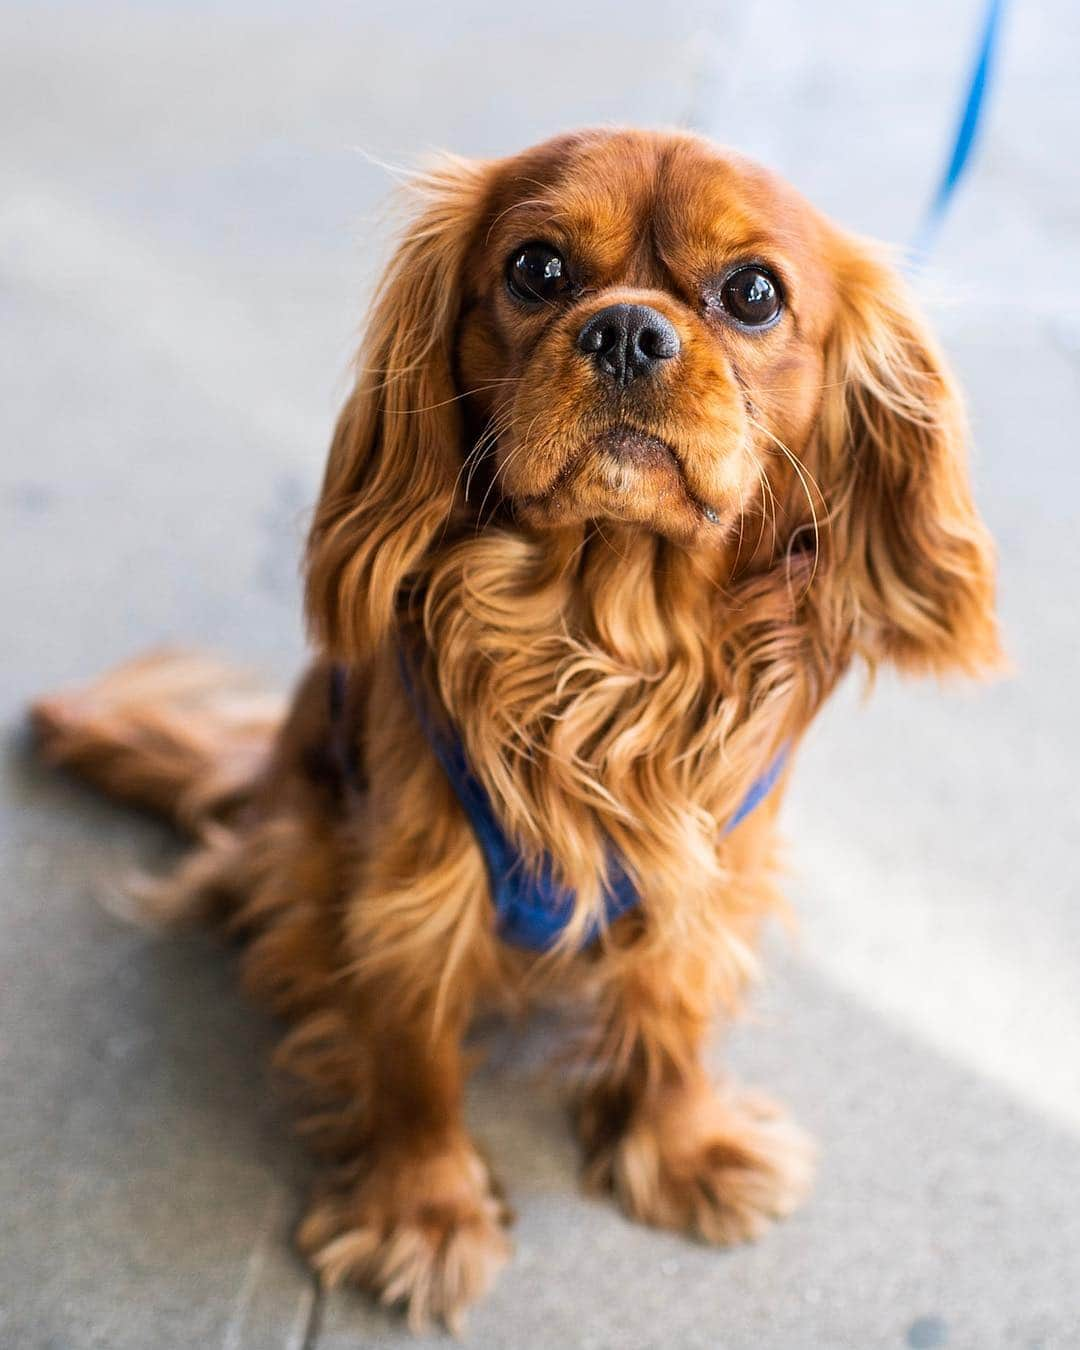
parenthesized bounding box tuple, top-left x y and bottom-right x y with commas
(305, 156, 491, 659)
(815, 242, 1002, 677)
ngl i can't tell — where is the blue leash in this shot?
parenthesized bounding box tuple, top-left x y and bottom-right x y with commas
(684, 1, 1007, 261)
(911, 0, 1008, 260)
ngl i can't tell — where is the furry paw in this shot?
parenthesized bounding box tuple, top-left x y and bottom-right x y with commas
(297, 1139, 512, 1333)
(583, 1084, 814, 1245)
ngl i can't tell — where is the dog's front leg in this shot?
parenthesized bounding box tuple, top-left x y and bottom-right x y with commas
(576, 937, 814, 1245)
(296, 776, 511, 1332)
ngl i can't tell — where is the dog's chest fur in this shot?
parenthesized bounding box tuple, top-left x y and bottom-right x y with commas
(419, 526, 817, 920)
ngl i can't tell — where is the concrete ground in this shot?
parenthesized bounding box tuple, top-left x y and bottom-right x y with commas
(2, 1, 1078, 1346)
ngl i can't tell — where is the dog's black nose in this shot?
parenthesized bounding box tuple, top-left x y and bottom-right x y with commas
(576, 304, 680, 385)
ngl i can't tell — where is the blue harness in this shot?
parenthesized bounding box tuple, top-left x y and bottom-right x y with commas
(329, 655, 787, 951)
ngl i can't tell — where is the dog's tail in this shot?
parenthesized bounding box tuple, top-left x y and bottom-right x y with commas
(30, 649, 285, 833)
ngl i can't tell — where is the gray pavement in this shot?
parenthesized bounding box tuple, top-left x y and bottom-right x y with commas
(2, 1, 1079, 1346)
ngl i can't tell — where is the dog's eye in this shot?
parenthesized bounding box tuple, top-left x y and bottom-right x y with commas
(718, 265, 783, 328)
(506, 243, 571, 304)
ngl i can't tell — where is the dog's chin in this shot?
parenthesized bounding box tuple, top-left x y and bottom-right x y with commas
(509, 426, 726, 541)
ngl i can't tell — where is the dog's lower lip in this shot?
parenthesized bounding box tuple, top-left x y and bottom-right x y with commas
(594, 426, 721, 523)
(591, 426, 675, 466)
(517, 425, 722, 524)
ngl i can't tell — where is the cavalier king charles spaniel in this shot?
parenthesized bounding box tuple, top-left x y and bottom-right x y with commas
(32, 127, 1000, 1332)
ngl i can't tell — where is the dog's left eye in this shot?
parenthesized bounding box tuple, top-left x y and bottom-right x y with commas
(506, 243, 572, 304)
(717, 265, 783, 328)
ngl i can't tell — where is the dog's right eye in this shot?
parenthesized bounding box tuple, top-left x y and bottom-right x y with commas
(506, 243, 571, 304)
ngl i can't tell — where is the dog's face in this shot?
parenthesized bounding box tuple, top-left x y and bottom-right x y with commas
(307, 127, 1000, 680)
(457, 132, 836, 543)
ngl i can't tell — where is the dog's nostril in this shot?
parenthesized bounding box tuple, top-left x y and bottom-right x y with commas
(638, 323, 680, 361)
(578, 321, 615, 355)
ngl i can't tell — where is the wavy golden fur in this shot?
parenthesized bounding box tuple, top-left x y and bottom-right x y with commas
(31, 127, 999, 1332)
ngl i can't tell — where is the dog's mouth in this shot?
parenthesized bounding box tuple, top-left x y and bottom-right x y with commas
(591, 426, 678, 469)
(514, 423, 723, 530)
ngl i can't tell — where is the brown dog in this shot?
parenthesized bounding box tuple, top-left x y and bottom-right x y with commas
(32, 127, 1000, 1332)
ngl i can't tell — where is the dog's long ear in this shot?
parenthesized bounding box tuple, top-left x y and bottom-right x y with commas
(305, 156, 490, 659)
(815, 241, 1002, 676)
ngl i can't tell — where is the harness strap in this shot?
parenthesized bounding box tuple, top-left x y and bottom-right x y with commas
(326, 662, 361, 791)
(328, 653, 788, 951)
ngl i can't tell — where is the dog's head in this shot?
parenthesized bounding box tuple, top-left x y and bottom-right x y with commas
(307, 128, 999, 677)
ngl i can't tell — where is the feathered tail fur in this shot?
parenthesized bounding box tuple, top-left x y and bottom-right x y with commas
(30, 648, 284, 833)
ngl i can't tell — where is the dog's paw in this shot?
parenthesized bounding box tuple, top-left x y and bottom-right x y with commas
(583, 1084, 814, 1245)
(297, 1138, 512, 1333)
